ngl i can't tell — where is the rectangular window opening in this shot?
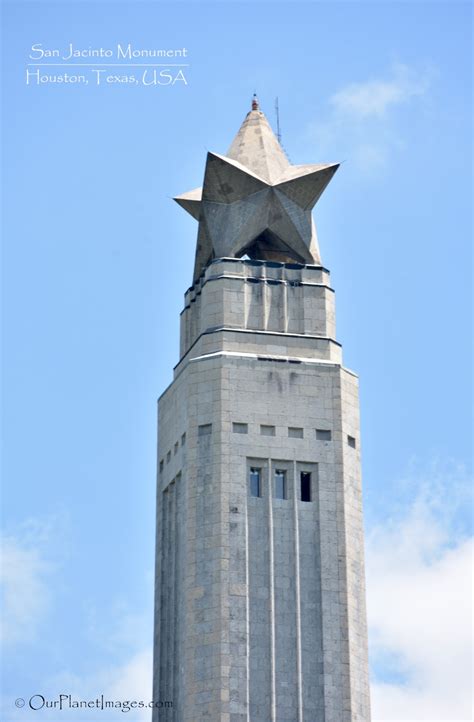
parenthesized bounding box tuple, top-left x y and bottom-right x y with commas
(260, 424, 276, 437)
(300, 472, 312, 502)
(233, 422, 248, 434)
(347, 435, 356, 448)
(316, 429, 332, 441)
(288, 427, 303, 439)
(249, 467, 262, 498)
(159, 460, 164, 473)
(174, 442, 179, 455)
(166, 451, 171, 463)
(274, 469, 287, 500)
(181, 433, 186, 446)
(198, 423, 212, 437)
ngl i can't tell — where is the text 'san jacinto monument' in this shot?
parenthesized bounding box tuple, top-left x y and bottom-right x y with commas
(153, 97, 371, 721)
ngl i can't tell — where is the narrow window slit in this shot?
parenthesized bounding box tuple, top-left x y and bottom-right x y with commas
(275, 469, 287, 500)
(250, 467, 262, 497)
(300, 472, 311, 502)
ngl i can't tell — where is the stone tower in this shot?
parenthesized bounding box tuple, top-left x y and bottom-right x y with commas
(153, 97, 371, 722)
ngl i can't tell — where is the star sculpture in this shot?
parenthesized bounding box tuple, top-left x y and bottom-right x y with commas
(175, 97, 339, 282)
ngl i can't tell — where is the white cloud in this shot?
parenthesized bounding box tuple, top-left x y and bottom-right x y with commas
(330, 64, 430, 119)
(44, 648, 153, 721)
(23, 591, 155, 720)
(84, 596, 153, 653)
(367, 465, 473, 721)
(102, 648, 153, 717)
(307, 63, 432, 175)
(3, 599, 153, 722)
(0, 519, 59, 645)
(1, 511, 155, 720)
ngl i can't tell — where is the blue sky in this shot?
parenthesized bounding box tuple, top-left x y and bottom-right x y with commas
(1, 2, 472, 720)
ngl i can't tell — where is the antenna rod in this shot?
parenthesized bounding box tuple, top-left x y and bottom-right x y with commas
(275, 97, 282, 144)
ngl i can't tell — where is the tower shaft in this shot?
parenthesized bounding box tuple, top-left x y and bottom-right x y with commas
(153, 258, 371, 721)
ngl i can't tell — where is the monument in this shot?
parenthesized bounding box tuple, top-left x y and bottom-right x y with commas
(153, 96, 371, 721)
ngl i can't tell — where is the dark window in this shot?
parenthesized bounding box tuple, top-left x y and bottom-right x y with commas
(159, 460, 164, 473)
(181, 433, 186, 446)
(316, 429, 332, 441)
(300, 472, 311, 502)
(174, 442, 179, 455)
(347, 435, 356, 448)
(198, 424, 212, 436)
(260, 425, 276, 436)
(250, 468, 262, 497)
(275, 469, 287, 500)
(233, 422, 248, 434)
(166, 451, 171, 463)
(288, 427, 303, 439)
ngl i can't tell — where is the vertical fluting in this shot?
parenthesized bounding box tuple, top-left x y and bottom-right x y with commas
(292, 461, 304, 722)
(263, 267, 269, 331)
(244, 271, 249, 330)
(157, 489, 166, 707)
(245, 491, 250, 719)
(159, 487, 172, 715)
(267, 458, 276, 722)
(283, 279, 289, 333)
(168, 485, 175, 720)
(173, 476, 181, 718)
(248, 460, 271, 720)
